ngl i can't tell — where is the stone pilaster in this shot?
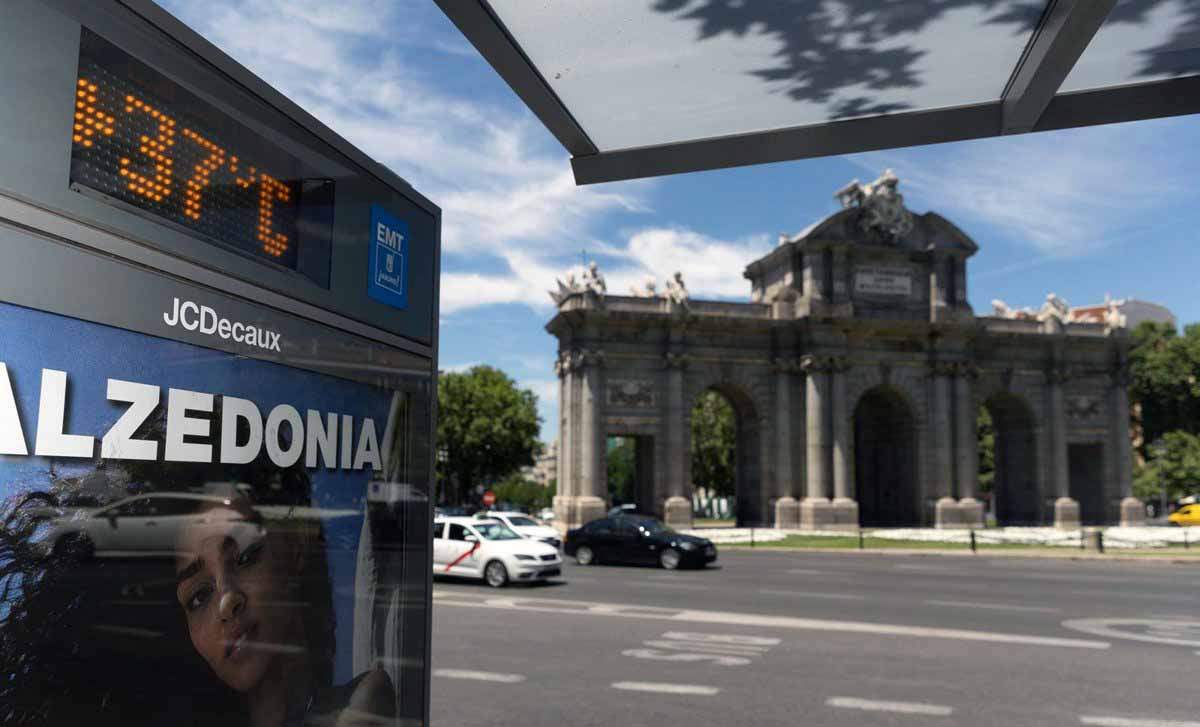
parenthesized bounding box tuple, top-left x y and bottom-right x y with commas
(663, 351, 692, 528)
(773, 358, 802, 529)
(800, 354, 854, 529)
(1111, 362, 1143, 526)
(552, 349, 607, 533)
(829, 356, 857, 529)
(953, 362, 984, 527)
(929, 361, 958, 528)
(1046, 365, 1079, 529)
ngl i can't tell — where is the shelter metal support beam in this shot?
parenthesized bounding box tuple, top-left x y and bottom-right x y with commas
(1000, 0, 1117, 135)
(433, 0, 596, 156)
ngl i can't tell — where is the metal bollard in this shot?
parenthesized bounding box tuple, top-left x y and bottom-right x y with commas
(1083, 527, 1104, 553)
(858, 530, 865, 550)
(970, 529, 977, 553)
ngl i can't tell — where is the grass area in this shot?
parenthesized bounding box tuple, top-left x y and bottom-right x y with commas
(723, 533, 1200, 556)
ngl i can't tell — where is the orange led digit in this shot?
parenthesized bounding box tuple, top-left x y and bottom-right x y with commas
(68, 32, 322, 273)
(179, 128, 226, 221)
(257, 173, 291, 258)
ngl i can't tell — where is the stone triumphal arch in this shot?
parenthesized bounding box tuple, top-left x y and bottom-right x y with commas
(547, 172, 1143, 532)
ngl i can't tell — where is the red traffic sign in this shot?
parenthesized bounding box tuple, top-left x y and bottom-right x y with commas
(482, 490, 496, 507)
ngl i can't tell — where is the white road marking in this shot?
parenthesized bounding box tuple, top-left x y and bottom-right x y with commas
(1080, 716, 1200, 726)
(612, 681, 720, 696)
(827, 697, 953, 716)
(631, 581, 709, 591)
(925, 599, 1060, 613)
(1063, 619, 1200, 648)
(433, 669, 526, 683)
(435, 594, 1110, 649)
(759, 588, 865, 601)
(785, 568, 825, 575)
(895, 564, 962, 574)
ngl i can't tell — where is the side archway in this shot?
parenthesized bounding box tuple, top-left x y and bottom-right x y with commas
(854, 386, 918, 526)
(982, 392, 1040, 525)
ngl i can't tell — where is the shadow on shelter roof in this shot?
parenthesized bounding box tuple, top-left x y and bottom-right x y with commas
(436, 0, 1200, 184)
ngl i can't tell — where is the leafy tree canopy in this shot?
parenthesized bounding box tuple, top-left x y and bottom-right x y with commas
(691, 390, 736, 497)
(1134, 430, 1200, 503)
(436, 365, 540, 504)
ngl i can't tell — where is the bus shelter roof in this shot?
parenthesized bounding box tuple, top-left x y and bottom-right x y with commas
(435, 0, 1200, 185)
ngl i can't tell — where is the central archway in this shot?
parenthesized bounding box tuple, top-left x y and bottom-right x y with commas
(689, 384, 763, 526)
(854, 387, 918, 526)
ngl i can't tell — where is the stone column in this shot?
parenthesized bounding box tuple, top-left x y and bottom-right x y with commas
(1047, 365, 1079, 529)
(1112, 363, 1142, 526)
(930, 361, 960, 528)
(800, 355, 833, 529)
(773, 358, 800, 529)
(953, 363, 984, 527)
(829, 357, 857, 529)
(663, 352, 693, 528)
(577, 350, 608, 528)
(551, 352, 576, 533)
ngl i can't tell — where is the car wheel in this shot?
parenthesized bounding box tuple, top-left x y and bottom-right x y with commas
(484, 560, 509, 588)
(54, 533, 94, 561)
(575, 545, 596, 566)
(659, 548, 681, 570)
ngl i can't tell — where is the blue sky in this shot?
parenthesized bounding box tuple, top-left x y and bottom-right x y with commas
(160, 0, 1199, 442)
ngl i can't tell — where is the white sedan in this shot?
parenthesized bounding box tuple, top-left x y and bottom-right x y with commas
(433, 516, 562, 587)
(477, 510, 562, 549)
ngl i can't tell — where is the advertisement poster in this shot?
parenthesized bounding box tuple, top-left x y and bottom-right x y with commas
(0, 300, 422, 726)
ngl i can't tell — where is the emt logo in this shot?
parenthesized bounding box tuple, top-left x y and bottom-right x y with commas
(162, 297, 281, 352)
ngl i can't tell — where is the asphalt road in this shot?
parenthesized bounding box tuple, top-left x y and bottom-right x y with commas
(431, 550, 1200, 727)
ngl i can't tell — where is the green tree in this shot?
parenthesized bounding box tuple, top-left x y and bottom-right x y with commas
(436, 366, 541, 504)
(1134, 430, 1200, 503)
(691, 390, 736, 497)
(493, 473, 556, 511)
(977, 406, 995, 495)
(1129, 321, 1200, 459)
(606, 437, 636, 504)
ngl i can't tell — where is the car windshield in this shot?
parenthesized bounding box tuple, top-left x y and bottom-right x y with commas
(506, 516, 538, 527)
(472, 521, 523, 540)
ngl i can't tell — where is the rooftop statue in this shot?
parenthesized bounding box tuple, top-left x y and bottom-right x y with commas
(549, 261, 607, 306)
(664, 271, 689, 306)
(630, 276, 659, 298)
(834, 168, 915, 242)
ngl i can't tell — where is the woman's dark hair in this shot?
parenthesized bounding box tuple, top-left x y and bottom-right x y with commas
(0, 395, 337, 726)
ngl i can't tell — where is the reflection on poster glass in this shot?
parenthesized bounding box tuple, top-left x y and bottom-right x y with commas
(0, 301, 423, 726)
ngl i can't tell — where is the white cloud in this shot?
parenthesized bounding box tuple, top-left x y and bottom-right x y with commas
(159, 0, 646, 264)
(519, 379, 559, 406)
(849, 120, 1188, 259)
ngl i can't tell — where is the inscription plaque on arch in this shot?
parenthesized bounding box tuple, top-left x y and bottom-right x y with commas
(854, 266, 913, 297)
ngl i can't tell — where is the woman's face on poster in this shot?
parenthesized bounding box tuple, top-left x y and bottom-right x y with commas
(175, 505, 303, 692)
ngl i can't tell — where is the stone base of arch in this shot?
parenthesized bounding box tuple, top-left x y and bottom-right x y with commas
(934, 498, 987, 529)
(552, 495, 607, 535)
(799, 497, 859, 531)
(1053, 496, 1081, 530)
(774, 496, 800, 530)
(663, 496, 693, 529)
(1119, 497, 1145, 527)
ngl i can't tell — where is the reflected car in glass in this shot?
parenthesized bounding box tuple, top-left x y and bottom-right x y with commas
(35, 492, 240, 559)
(564, 515, 717, 570)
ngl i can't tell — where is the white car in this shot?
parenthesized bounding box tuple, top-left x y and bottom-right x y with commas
(477, 510, 562, 549)
(433, 516, 562, 587)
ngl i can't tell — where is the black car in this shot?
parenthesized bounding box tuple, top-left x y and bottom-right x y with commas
(564, 515, 717, 570)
